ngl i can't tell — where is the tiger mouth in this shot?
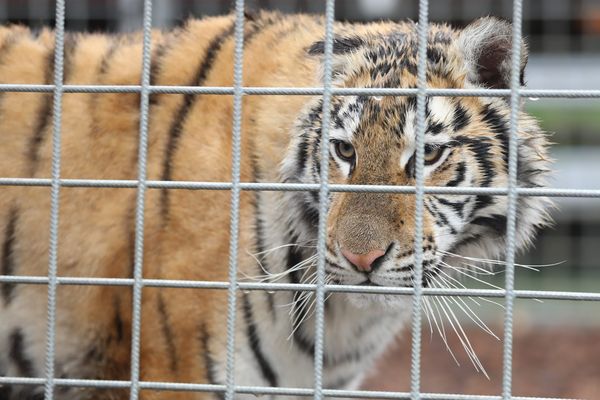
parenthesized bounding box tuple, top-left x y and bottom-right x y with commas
(357, 280, 383, 286)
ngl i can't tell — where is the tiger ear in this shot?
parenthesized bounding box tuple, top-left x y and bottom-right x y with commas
(458, 17, 528, 89)
(307, 35, 366, 81)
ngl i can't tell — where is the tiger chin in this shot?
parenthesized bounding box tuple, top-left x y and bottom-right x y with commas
(0, 11, 550, 400)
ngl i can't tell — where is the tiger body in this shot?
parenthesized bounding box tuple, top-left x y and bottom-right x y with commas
(0, 11, 550, 400)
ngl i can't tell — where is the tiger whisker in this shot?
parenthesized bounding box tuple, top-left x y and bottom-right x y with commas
(437, 262, 505, 308)
(440, 260, 504, 291)
(420, 276, 456, 357)
(251, 242, 317, 257)
(435, 274, 499, 340)
(287, 275, 334, 341)
(421, 279, 460, 366)
(243, 253, 317, 283)
(288, 268, 321, 316)
(421, 290, 435, 340)
(439, 249, 565, 270)
(444, 261, 498, 276)
(430, 276, 489, 378)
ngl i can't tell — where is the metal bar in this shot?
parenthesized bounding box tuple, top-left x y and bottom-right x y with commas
(224, 2, 246, 400)
(0, 84, 599, 98)
(128, 0, 153, 398)
(314, 1, 336, 400)
(0, 4, 594, 400)
(411, 0, 429, 398)
(43, 0, 66, 398)
(4, 275, 598, 301)
(2, 177, 600, 198)
(502, 0, 525, 398)
(0, 377, 582, 400)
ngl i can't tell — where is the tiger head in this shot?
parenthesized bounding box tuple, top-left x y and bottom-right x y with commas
(282, 17, 551, 305)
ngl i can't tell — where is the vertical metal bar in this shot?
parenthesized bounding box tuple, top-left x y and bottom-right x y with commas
(43, 0, 65, 398)
(411, 0, 429, 399)
(502, 0, 524, 398)
(314, 1, 336, 400)
(224, 1, 245, 400)
(129, 0, 153, 398)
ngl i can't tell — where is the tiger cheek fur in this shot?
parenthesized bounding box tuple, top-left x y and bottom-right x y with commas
(0, 12, 550, 400)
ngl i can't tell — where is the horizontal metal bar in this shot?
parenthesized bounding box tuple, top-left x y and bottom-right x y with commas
(1, 177, 599, 198)
(0, 84, 599, 98)
(0, 275, 598, 301)
(0, 377, 580, 400)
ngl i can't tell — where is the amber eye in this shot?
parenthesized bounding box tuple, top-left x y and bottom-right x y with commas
(423, 145, 444, 165)
(333, 140, 356, 162)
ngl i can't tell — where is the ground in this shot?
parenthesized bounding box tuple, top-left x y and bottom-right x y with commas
(362, 325, 600, 399)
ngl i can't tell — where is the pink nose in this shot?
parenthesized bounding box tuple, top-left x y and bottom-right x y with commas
(341, 248, 386, 272)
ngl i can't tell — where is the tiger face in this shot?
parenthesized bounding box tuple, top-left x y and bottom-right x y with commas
(283, 17, 550, 305)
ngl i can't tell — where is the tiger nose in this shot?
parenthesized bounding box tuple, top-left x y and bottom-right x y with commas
(341, 248, 386, 273)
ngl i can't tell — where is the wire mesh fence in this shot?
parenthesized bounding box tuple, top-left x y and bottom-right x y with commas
(0, 0, 598, 400)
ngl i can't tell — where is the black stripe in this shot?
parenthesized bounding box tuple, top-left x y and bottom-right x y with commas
(247, 102, 277, 321)
(472, 195, 494, 215)
(471, 214, 507, 235)
(1, 208, 17, 305)
(456, 135, 495, 187)
(427, 121, 445, 135)
(160, 16, 280, 218)
(9, 329, 35, 377)
(241, 293, 278, 387)
(286, 244, 315, 358)
(160, 22, 236, 218)
(27, 46, 55, 176)
(480, 104, 509, 169)
(149, 30, 182, 106)
(287, 245, 356, 368)
(426, 46, 444, 64)
(307, 35, 366, 56)
(113, 298, 124, 342)
(426, 199, 457, 234)
(295, 133, 312, 176)
(254, 196, 276, 319)
(88, 38, 120, 143)
(449, 234, 482, 254)
(452, 102, 470, 132)
(446, 161, 466, 187)
(434, 196, 468, 219)
(157, 293, 179, 372)
(198, 324, 225, 400)
(61, 32, 79, 84)
(27, 34, 78, 176)
(98, 37, 120, 77)
(149, 42, 168, 87)
(149, 30, 180, 87)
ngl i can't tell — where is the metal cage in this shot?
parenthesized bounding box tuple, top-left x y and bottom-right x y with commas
(0, 0, 599, 399)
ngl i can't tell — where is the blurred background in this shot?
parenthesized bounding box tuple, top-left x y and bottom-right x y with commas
(0, 0, 598, 398)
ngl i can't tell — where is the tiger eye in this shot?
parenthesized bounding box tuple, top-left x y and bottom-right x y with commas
(424, 146, 444, 165)
(335, 141, 356, 162)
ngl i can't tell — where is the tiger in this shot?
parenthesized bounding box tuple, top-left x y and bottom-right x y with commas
(0, 10, 551, 400)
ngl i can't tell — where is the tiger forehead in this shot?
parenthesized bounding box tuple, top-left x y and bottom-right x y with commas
(341, 26, 461, 88)
(328, 25, 475, 145)
(331, 94, 460, 144)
